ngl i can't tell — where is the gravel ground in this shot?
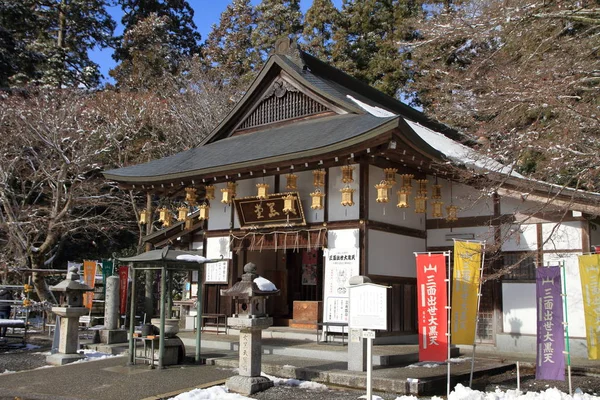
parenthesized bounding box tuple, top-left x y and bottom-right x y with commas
(2, 334, 600, 399)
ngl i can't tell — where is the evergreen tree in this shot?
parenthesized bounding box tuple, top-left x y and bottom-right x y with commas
(252, 0, 303, 60)
(204, 0, 258, 87)
(0, 0, 115, 89)
(302, 0, 340, 61)
(115, 0, 201, 65)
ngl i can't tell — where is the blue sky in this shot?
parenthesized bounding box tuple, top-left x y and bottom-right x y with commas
(91, 0, 343, 83)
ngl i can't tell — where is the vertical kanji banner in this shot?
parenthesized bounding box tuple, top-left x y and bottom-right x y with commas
(416, 253, 448, 362)
(535, 266, 565, 380)
(118, 266, 129, 315)
(578, 254, 600, 360)
(101, 260, 114, 297)
(83, 260, 97, 309)
(451, 241, 482, 345)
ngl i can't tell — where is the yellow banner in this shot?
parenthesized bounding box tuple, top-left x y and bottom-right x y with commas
(451, 241, 483, 345)
(83, 260, 97, 309)
(578, 254, 600, 360)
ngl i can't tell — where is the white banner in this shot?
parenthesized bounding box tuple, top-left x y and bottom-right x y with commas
(323, 248, 360, 323)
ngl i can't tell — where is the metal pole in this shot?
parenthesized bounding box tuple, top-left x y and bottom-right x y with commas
(366, 336, 373, 400)
(470, 244, 486, 387)
(446, 251, 451, 398)
(167, 270, 173, 319)
(195, 268, 203, 363)
(159, 266, 166, 369)
(128, 266, 136, 365)
(561, 260, 572, 395)
(516, 361, 520, 391)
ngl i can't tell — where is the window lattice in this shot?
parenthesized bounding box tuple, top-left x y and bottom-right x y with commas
(237, 90, 328, 130)
(501, 252, 536, 280)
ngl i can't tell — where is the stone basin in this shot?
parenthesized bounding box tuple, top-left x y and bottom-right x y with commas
(150, 318, 180, 337)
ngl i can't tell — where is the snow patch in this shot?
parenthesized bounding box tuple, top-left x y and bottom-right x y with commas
(176, 255, 208, 263)
(254, 276, 278, 292)
(346, 95, 397, 118)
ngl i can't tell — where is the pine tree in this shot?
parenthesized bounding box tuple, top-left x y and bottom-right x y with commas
(115, 0, 201, 64)
(302, 0, 340, 61)
(252, 0, 303, 60)
(0, 0, 115, 89)
(204, 0, 258, 87)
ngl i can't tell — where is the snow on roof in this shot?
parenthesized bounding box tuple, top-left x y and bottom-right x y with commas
(254, 276, 278, 292)
(176, 254, 208, 263)
(346, 95, 396, 118)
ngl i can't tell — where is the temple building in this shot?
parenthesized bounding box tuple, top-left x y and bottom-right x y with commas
(104, 39, 600, 355)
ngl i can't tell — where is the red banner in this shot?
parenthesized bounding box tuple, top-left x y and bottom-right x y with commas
(118, 266, 129, 315)
(416, 253, 448, 362)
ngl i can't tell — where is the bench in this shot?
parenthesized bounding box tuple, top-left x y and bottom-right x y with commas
(200, 313, 227, 334)
(316, 322, 348, 345)
(0, 319, 27, 345)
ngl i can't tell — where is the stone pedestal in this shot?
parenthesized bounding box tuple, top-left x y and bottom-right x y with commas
(46, 306, 88, 366)
(101, 276, 128, 344)
(134, 336, 185, 366)
(348, 328, 367, 371)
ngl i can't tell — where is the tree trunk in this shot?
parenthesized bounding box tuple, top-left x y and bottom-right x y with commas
(32, 271, 57, 304)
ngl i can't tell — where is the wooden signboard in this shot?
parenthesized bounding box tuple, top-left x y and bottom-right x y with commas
(233, 192, 306, 229)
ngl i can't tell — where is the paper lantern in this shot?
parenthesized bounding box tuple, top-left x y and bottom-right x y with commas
(341, 165, 354, 184)
(286, 173, 298, 190)
(400, 174, 414, 189)
(432, 200, 444, 218)
(256, 183, 269, 199)
(198, 203, 210, 220)
(375, 181, 390, 203)
(283, 194, 296, 214)
(310, 189, 325, 210)
(177, 205, 189, 221)
(396, 188, 409, 208)
(205, 185, 215, 200)
(340, 185, 355, 206)
(415, 195, 427, 214)
(138, 209, 150, 224)
(384, 168, 398, 186)
(313, 169, 326, 187)
(446, 205, 459, 222)
(432, 184, 442, 200)
(185, 187, 198, 205)
(416, 179, 428, 197)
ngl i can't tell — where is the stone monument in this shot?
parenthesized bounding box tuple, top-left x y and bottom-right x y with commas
(47, 267, 93, 365)
(100, 275, 127, 344)
(221, 262, 280, 395)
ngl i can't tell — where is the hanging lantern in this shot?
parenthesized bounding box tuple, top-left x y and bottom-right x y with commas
(227, 181, 237, 197)
(313, 169, 326, 187)
(158, 208, 173, 227)
(283, 194, 296, 214)
(432, 184, 442, 200)
(185, 217, 194, 230)
(416, 179, 428, 197)
(310, 189, 325, 210)
(384, 168, 398, 186)
(185, 187, 198, 205)
(221, 182, 237, 204)
(340, 185, 355, 206)
(256, 183, 270, 199)
(177, 205, 189, 221)
(415, 195, 427, 214)
(138, 209, 150, 224)
(400, 174, 414, 189)
(341, 165, 354, 184)
(375, 181, 390, 203)
(396, 188, 409, 208)
(286, 173, 298, 190)
(446, 204, 459, 222)
(432, 200, 444, 218)
(205, 185, 215, 200)
(198, 203, 210, 220)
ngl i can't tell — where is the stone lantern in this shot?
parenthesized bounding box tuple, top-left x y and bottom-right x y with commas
(47, 267, 93, 366)
(221, 262, 280, 395)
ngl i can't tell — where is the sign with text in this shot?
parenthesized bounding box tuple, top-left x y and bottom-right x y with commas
(415, 253, 448, 362)
(578, 254, 600, 360)
(205, 261, 229, 284)
(118, 266, 128, 315)
(349, 283, 388, 330)
(535, 266, 565, 380)
(234, 192, 306, 229)
(323, 248, 360, 323)
(83, 260, 97, 309)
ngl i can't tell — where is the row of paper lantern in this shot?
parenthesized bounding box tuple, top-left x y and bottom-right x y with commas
(138, 167, 458, 226)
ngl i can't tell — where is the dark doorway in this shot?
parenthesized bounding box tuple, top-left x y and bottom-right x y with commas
(286, 249, 323, 316)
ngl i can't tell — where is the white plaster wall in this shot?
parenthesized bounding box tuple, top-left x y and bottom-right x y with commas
(542, 221, 583, 251)
(328, 228, 360, 249)
(501, 196, 552, 216)
(433, 177, 494, 219)
(427, 226, 495, 248)
(502, 283, 536, 335)
(205, 236, 231, 260)
(206, 182, 233, 231)
(232, 176, 276, 229)
(367, 229, 424, 277)
(292, 169, 325, 224)
(500, 224, 538, 251)
(328, 164, 360, 222)
(543, 253, 585, 338)
(368, 165, 424, 230)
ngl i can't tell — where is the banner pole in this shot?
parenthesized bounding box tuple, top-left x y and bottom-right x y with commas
(446, 251, 451, 398)
(469, 243, 486, 387)
(561, 260, 572, 395)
